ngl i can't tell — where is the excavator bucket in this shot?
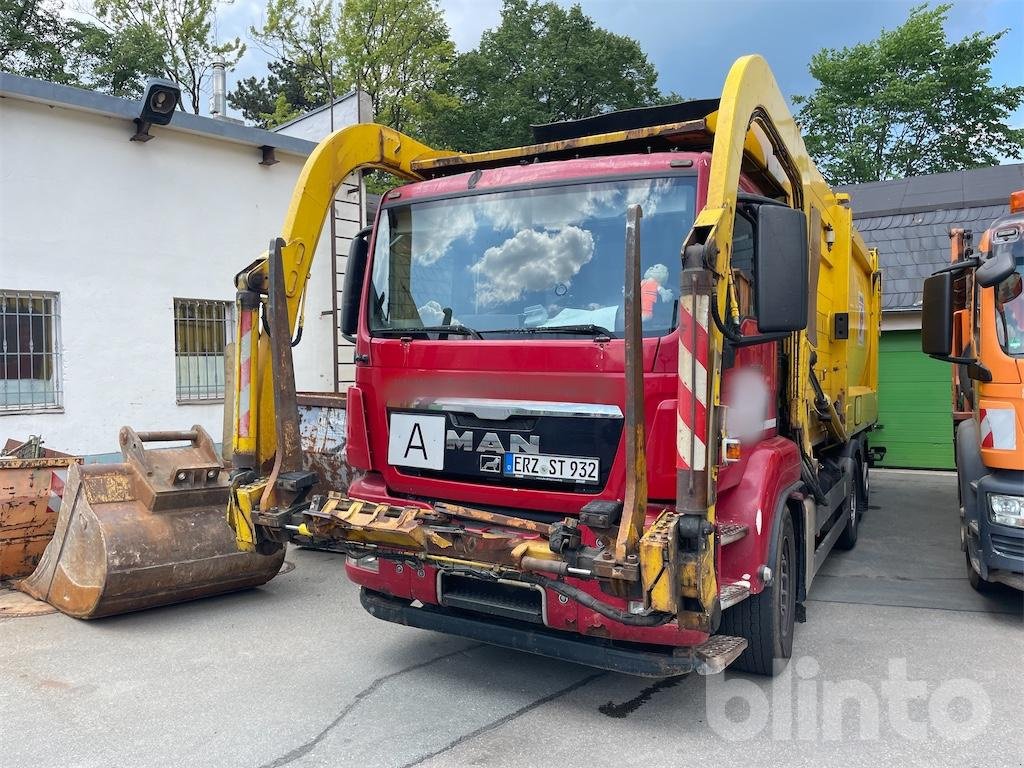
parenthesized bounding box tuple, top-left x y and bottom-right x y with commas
(19, 425, 284, 619)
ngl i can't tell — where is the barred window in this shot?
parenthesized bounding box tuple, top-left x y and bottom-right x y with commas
(1, 291, 63, 413)
(174, 298, 235, 403)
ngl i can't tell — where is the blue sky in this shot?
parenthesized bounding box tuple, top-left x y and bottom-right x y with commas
(217, 0, 1024, 127)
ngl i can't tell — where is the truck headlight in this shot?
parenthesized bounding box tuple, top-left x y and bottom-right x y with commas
(989, 494, 1024, 528)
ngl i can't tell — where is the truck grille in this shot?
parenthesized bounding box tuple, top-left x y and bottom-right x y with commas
(991, 533, 1024, 559)
(439, 574, 544, 624)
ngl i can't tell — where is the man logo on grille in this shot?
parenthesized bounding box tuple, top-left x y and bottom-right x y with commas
(479, 455, 501, 473)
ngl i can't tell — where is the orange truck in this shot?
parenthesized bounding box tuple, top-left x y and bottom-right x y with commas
(922, 190, 1024, 591)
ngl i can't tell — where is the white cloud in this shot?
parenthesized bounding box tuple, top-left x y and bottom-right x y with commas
(479, 185, 618, 233)
(413, 202, 478, 265)
(470, 226, 595, 306)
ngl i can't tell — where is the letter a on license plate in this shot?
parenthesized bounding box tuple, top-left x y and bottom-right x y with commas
(388, 413, 446, 470)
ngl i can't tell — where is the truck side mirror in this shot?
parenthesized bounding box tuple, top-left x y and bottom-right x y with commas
(754, 205, 809, 332)
(921, 272, 954, 357)
(976, 248, 1016, 288)
(340, 227, 372, 342)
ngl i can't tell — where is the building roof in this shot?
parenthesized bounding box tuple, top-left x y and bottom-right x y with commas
(0, 72, 317, 158)
(841, 164, 1024, 311)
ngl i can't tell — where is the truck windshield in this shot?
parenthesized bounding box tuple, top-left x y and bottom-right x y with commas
(368, 175, 697, 339)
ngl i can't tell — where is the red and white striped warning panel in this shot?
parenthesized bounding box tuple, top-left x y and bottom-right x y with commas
(677, 296, 710, 471)
(47, 468, 68, 514)
(979, 407, 1017, 451)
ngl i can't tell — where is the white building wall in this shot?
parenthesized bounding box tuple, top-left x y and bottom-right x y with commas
(0, 95, 352, 456)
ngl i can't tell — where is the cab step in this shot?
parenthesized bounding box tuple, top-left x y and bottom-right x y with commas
(719, 582, 751, 609)
(717, 523, 749, 545)
(693, 634, 748, 675)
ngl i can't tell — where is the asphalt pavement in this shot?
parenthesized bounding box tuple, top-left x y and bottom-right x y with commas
(1, 470, 1021, 768)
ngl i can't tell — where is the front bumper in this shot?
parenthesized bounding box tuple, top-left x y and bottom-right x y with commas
(359, 588, 744, 677)
(971, 472, 1024, 587)
(344, 556, 709, 647)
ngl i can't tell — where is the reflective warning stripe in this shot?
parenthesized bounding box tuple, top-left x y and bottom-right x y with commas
(238, 309, 254, 438)
(677, 295, 710, 470)
(47, 469, 67, 514)
(979, 407, 1016, 450)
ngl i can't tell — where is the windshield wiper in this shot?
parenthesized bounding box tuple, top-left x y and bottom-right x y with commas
(374, 325, 484, 340)
(484, 324, 617, 339)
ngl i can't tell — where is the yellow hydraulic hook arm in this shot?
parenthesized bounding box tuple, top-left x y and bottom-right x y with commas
(227, 124, 457, 550)
(675, 54, 827, 619)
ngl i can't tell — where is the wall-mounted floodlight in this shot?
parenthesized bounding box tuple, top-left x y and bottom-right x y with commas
(131, 78, 182, 142)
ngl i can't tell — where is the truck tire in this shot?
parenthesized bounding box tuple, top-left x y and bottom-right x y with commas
(967, 549, 994, 593)
(834, 458, 863, 551)
(720, 510, 796, 676)
(860, 453, 870, 512)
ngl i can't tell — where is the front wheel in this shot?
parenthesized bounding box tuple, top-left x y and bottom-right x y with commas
(720, 510, 796, 676)
(966, 548, 993, 593)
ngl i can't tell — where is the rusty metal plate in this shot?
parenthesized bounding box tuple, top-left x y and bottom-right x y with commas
(0, 457, 80, 580)
(297, 392, 362, 494)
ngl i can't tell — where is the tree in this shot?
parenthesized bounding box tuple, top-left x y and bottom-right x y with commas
(229, 59, 331, 127)
(420, 0, 668, 151)
(793, 3, 1024, 184)
(0, 0, 81, 82)
(335, 0, 455, 134)
(0, 0, 165, 98)
(92, 0, 245, 113)
(245, 0, 454, 134)
(75, 21, 168, 97)
(248, 0, 340, 114)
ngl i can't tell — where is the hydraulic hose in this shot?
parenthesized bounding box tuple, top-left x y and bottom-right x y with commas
(517, 572, 675, 627)
(374, 555, 675, 627)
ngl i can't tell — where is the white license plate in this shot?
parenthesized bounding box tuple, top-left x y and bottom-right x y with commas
(503, 452, 599, 484)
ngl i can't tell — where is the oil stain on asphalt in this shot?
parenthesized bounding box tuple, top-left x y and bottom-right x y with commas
(597, 675, 685, 718)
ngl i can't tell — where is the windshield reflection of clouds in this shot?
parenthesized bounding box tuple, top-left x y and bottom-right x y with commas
(411, 178, 675, 264)
(414, 203, 477, 266)
(373, 175, 696, 335)
(471, 226, 595, 306)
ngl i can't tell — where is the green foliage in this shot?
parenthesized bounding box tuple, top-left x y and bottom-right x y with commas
(419, 0, 668, 151)
(93, 0, 245, 113)
(229, 59, 331, 127)
(0, 0, 165, 97)
(249, 0, 340, 100)
(0, 0, 82, 83)
(76, 22, 167, 97)
(335, 0, 455, 134)
(793, 3, 1024, 184)
(248, 0, 453, 135)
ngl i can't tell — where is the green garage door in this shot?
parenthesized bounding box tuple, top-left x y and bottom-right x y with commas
(874, 330, 955, 469)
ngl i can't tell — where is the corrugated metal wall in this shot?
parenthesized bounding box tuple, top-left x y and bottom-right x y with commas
(874, 330, 954, 469)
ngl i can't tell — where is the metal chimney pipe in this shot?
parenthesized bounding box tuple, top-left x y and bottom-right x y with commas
(210, 55, 227, 117)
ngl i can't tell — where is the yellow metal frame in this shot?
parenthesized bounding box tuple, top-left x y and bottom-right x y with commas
(227, 125, 457, 547)
(675, 55, 877, 615)
(237, 125, 455, 466)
